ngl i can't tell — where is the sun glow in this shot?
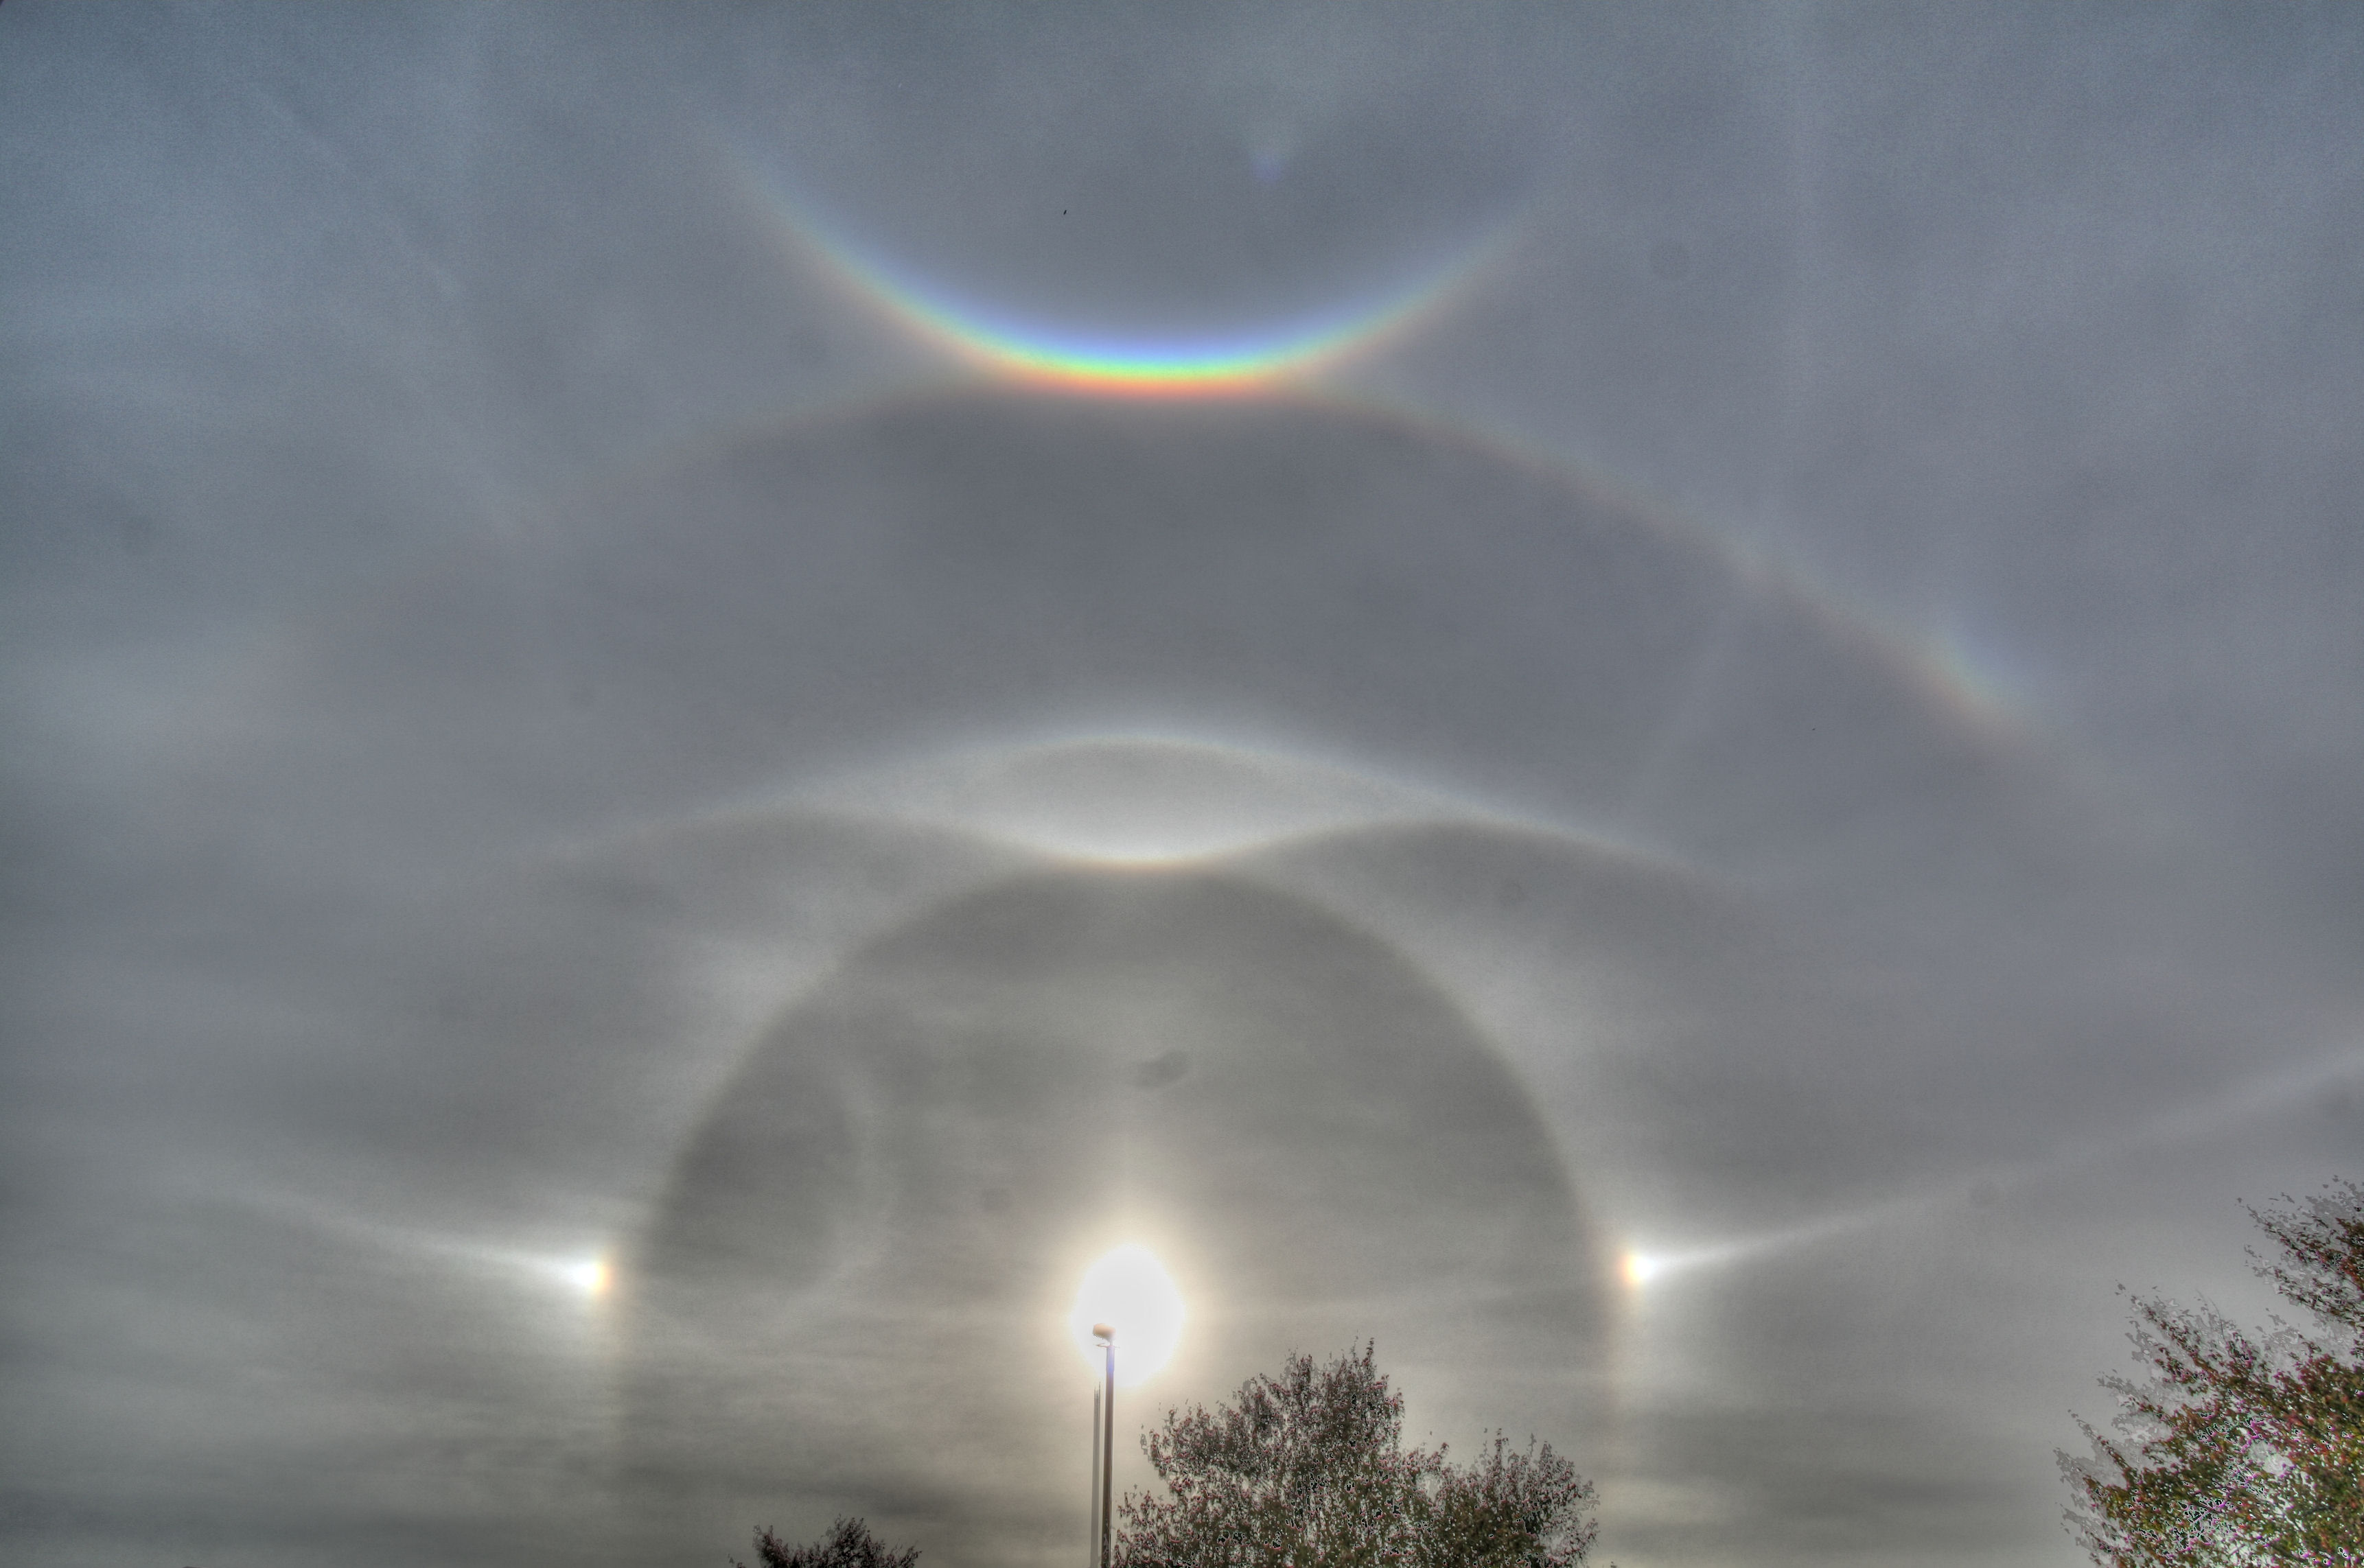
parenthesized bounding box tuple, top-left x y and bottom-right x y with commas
(1621, 1250, 1662, 1288)
(1069, 1243, 1185, 1386)
(552, 1254, 612, 1298)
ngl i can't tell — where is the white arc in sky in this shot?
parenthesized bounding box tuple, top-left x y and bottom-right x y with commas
(1069, 1244, 1185, 1387)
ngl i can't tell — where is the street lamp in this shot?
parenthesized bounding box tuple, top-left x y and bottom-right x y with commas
(1093, 1322, 1115, 1568)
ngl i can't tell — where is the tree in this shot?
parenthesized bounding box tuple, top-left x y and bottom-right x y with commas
(2060, 1178, 2364, 1567)
(1114, 1342, 1599, 1568)
(735, 1517, 920, 1568)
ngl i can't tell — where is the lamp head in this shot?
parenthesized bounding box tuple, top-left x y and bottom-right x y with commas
(1092, 1322, 1115, 1344)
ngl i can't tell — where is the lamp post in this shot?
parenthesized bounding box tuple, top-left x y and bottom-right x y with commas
(1093, 1322, 1115, 1568)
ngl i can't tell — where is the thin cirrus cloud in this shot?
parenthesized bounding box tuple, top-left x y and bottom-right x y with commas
(7, 10, 2363, 1568)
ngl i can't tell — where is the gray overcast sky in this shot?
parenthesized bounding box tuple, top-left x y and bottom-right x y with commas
(3, 5, 2361, 1567)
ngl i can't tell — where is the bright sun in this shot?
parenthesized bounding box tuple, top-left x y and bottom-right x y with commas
(1069, 1243, 1185, 1386)
(555, 1254, 612, 1298)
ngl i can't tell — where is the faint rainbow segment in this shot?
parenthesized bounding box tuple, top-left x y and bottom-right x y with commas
(736, 158, 1512, 397)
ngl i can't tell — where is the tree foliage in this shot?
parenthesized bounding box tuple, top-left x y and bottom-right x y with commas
(2061, 1178, 2364, 1567)
(1114, 1343, 1599, 1568)
(735, 1517, 920, 1568)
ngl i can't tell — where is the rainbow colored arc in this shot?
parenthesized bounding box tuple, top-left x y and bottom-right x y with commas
(721, 152, 2035, 731)
(739, 158, 1505, 396)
